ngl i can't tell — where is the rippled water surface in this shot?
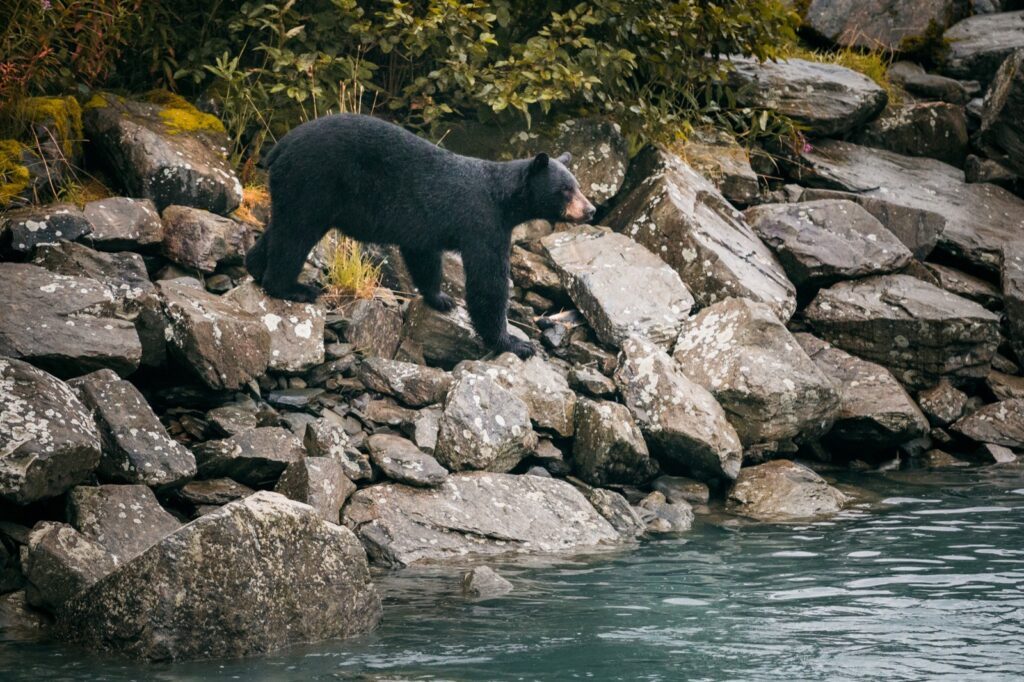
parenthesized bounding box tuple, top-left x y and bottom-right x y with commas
(3, 466, 1023, 681)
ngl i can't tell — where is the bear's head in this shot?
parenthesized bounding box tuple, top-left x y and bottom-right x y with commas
(525, 152, 596, 224)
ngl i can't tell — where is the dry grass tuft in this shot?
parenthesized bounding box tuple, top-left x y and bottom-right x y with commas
(323, 234, 382, 302)
(234, 183, 270, 226)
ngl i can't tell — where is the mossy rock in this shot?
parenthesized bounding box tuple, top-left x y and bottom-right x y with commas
(0, 140, 31, 205)
(20, 96, 83, 161)
(143, 89, 226, 136)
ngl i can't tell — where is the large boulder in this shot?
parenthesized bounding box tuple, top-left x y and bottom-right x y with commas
(161, 205, 252, 273)
(803, 0, 967, 52)
(356, 357, 452, 407)
(614, 337, 742, 481)
(804, 274, 1001, 389)
(22, 522, 116, 612)
(82, 197, 163, 252)
(0, 263, 141, 378)
(0, 358, 100, 504)
(572, 398, 657, 487)
(726, 460, 848, 521)
(454, 353, 577, 437)
(744, 200, 912, 292)
(672, 298, 840, 450)
(83, 93, 242, 214)
(726, 57, 888, 137)
(55, 492, 381, 661)
(941, 10, 1024, 84)
(791, 139, 1024, 271)
(796, 334, 929, 452)
(224, 281, 325, 373)
(434, 374, 537, 472)
(539, 226, 693, 349)
(980, 49, 1024, 178)
(66, 484, 182, 563)
(158, 280, 271, 390)
(343, 473, 620, 566)
(69, 369, 196, 488)
(1004, 242, 1024, 363)
(853, 102, 970, 167)
(0, 203, 91, 256)
(192, 427, 306, 487)
(951, 399, 1024, 448)
(606, 148, 796, 320)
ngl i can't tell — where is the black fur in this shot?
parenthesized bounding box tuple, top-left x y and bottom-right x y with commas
(247, 113, 594, 359)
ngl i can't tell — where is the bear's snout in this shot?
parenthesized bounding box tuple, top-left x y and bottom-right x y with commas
(564, 190, 596, 224)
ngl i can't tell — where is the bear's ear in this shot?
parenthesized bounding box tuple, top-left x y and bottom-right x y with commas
(529, 153, 550, 173)
(556, 152, 572, 165)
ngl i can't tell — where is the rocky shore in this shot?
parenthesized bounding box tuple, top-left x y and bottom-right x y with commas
(2, 3, 1024, 662)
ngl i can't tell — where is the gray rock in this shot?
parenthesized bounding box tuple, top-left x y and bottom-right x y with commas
(638, 491, 694, 534)
(83, 197, 163, 251)
(266, 388, 323, 410)
(803, 0, 967, 52)
(161, 205, 251, 273)
(854, 102, 969, 166)
(920, 449, 970, 468)
(174, 478, 254, 507)
(367, 433, 448, 487)
(726, 460, 848, 521)
(23, 522, 116, 613)
(413, 407, 442, 454)
(941, 10, 1024, 84)
(978, 442, 1017, 464)
(926, 262, 1003, 310)
(540, 226, 694, 349)
(158, 279, 271, 390)
(69, 369, 195, 488)
(206, 404, 258, 436)
(0, 263, 141, 378)
(615, 336, 742, 481)
(403, 298, 532, 368)
(303, 417, 372, 480)
(651, 475, 711, 506)
(951, 399, 1024, 448)
(55, 492, 381, 661)
(796, 334, 929, 452)
(889, 61, 972, 104)
(510, 246, 564, 299)
(357, 357, 452, 407)
(673, 298, 840, 450)
(193, 426, 305, 487)
(337, 298, 404, 359)
(988, 371, 1024, 401)
(0, 203, 91, 255)
(727, 56, 888, 137)
(917, 380, 970, 426)
(606, 147, 796, 320)
(791, 140, 1024, 271)
(572, 398, 656, 486)
(568, 365, 617, 398)
(1003, 242, 1024, 363)
(744, 200, 912, 292)
(67, 484, 182, 563)
(461, 566, 513, 599)
(568, 481, 647, 538)
(677, 128, 759, 205)
(224, 282, 325, 373)
(0, 591, 50, 640)
(804, 274, 1001, 389)
(343, 473, 620, 566)
(274, 457, 354, 523)
(434, 374, 537, 473)
(0, 358, 100, 504)
(83, 94, 242, 213)
(454, 353, 577, 437)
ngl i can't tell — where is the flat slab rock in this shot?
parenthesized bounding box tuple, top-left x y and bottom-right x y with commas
(83, 94, 242, 214)
(540, 226, 694, 349)
(67, 484, 182, 563)
(69, 369, 196, 488)
(342, 473, 621, 567)
(0, 263, 141, 379)
(803, 0, 967, 52)
(951, 399, 1024, 449)
(941, 11, 1024, 84)
(853, 101, 970, 167)
(83, 197, 163, 252)
(672, 298, 840, 450)
(804, 274, 1001, 390)
(726, 460, 848, 522)
(792, 134, 1024, 273)
(55, 492, 381, 661)
(366, 433, 448, 488)
(0, 358, 100, 505)
(158, 279, 271, 390)
(225, 282, 325, 373)
(0, 203, 91, 255)
(606, 147, 796, 320)
(192, 426, 306, 487)
(744, 200, 912, 291)
(357, 357, 452, 408)
(727, 56, 888, 137)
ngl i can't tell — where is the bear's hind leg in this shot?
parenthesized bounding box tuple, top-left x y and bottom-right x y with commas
(401, 246, 454, 312)
(462, 241, 534, 359)
(245, 227, 270, 284)
(260, 217, 327, 303)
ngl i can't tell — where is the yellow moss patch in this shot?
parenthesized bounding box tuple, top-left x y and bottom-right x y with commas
(84, 93, 110, 110)
(233, 184, 270, 226)
(144, 89, 226, 135)
(324, 235, 382, 302)
(20, 96, 83, 159)
(0, 139, 31, 206)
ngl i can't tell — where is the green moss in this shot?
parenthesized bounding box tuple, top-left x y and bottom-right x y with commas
(84, 93, 110, 110)
(898, 20, 950, 64)
(144, 89, 226, 135)
(20, 96, 83, 160)
(0, 139, 31, 206)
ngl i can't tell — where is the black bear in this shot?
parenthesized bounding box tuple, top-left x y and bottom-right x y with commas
(246, 113, 595, 359)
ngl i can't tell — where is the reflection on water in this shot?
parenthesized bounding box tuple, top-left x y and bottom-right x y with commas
(2, 466, 1023, 681)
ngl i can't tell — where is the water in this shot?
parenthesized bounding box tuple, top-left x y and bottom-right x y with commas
(3, 466, 1023, 681)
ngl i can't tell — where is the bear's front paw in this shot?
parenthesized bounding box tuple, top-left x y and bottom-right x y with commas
(497, 336, 535, 360)
(424, 291, 456, 313)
